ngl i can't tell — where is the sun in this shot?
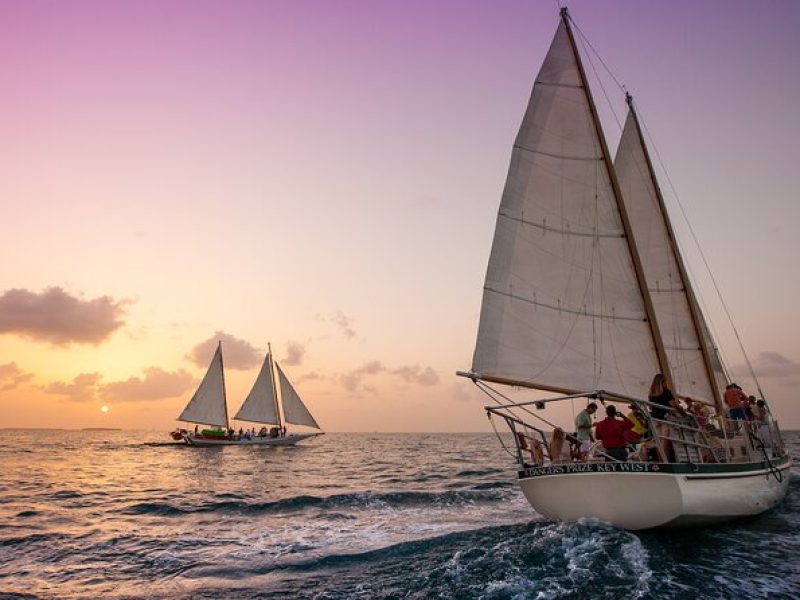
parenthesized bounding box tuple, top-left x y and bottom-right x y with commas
(100, 405, 110, 413)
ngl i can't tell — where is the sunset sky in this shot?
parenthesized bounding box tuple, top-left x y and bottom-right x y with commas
(2, 0, 799, 431)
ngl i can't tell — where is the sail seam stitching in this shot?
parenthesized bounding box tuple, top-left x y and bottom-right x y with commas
(513, 144, 602, 161)
(499, 211, 624, 238)
(485, 287, 647, 322)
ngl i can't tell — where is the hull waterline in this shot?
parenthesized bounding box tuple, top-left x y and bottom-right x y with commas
(518, 458, 792, 530)
(181, 432, 322, 447)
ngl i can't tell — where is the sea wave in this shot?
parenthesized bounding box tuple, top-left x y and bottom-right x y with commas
(119, 488, 511, 517)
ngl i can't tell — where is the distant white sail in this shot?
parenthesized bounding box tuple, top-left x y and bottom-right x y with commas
(234, 353, 279, 425)
(178, 344, 228, 427)
(471, 20, 659, 396)
(277, 363, 320, 429)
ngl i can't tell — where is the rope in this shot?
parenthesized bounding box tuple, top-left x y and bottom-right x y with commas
(488, 411, 518, 460)
(748, 431, 783, 483)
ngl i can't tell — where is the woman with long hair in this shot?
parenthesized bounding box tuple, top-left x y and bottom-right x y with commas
(648, 373, 685, 461)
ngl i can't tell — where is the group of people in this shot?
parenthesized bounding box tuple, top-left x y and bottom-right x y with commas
(723, 382, 768, 424)
(550, 373, 772, 464)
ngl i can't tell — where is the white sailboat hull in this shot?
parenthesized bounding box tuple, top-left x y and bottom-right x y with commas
(182, 432, 322, 447)
(518, 459, 791, 530)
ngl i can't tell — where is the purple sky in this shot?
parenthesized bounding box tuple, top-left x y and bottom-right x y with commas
(1, 0, 799, 429)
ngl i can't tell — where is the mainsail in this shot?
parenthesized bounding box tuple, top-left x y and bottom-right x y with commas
(614, 101, 726, 408)
(277, 363, 320, 429)
(178, 343, 228, 427)
(471, 15, 662, 397)
(234, 352, 280, 425)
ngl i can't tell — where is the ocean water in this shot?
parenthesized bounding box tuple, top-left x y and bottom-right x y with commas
(0, 430, 797, 600)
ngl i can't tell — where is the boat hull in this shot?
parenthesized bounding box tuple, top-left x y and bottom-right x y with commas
(518, 458, 791, 530)
(182, 432, 322, 447)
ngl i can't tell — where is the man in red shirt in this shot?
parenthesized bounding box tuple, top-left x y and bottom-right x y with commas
(594, 405, 634, 462)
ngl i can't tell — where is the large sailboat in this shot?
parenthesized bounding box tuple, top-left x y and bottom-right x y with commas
(172, 343, 323, 446)
(458, 8, 790, 529)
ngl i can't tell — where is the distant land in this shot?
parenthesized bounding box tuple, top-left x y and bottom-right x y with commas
(81, 427, 122, 431)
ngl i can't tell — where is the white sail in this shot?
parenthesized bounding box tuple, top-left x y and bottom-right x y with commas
(277, 363, 320, 429)
(234, 353, 279, 425)
(614, 109, 720, 403)
(178, 344, 228, 427)
(471, 19, 659, 396)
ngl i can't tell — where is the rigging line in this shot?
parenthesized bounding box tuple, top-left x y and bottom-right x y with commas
(568, 16, 625, 95)
(633, 100, 764, 397)
(577, 30, 622, 132)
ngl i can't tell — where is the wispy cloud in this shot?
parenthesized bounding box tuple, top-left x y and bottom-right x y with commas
(44, 373, 103, 403)
(44, 367, 196, 403)
(295, 370, 325, 384)
(0, 362, 34, 391)
(283, 341, 306, 366)
(391, 365, 439, 387)
(334, 311, 357, 340)
(0, 287, 126, 345)
(340, 361, 385, 393)
(101, 367, 195, 402)
(187, 331, 261, 370)
(740, 351, 800, 379)
(338, 361, 440, 394)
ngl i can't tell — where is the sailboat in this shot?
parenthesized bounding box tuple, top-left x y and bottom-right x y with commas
(457, 8, 790, 529)
(171, 342, 323, 446)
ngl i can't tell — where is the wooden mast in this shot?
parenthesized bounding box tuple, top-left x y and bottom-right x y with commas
(560, 7, 674, 389)
(624, 93, 725, 414)
(219, 340, 230, 430)
(267, 342, 283, 431)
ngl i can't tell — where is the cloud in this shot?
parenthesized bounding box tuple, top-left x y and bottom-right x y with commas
(101, 367, 195, 402)
(0, 287, 126, 345)
(338, 361, 440, 394)
(187, 331, 261, 370)
(295, 370, 325, 384)
(44, 372, 102, 402)
(391, 365, 439, 387)
(0, 362, 34, 391)
(283, 341, 306, 366)
(340, 361, 385, 393)
(732, 351, 800, 380)
(334, 311, 357, 340)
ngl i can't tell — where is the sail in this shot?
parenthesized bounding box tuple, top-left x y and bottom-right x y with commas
(471, 18, 659, 396)
(614, 108, 723, 405)
(178, 344, 228, 427)
(277, 363, 320, 429)
(234, 353, 280, 425)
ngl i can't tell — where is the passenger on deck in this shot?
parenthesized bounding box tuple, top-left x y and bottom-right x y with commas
(648, 373, 685, 461)
(724, 383, 746, 421)
(594, 405, 633, 462)
(574, 402, 598, 460)
(548, 428, 572, 463)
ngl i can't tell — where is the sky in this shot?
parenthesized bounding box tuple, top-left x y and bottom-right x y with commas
(1, 0, 799, 432)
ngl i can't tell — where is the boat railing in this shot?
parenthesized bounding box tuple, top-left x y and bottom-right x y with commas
(486, 390, 785, 467)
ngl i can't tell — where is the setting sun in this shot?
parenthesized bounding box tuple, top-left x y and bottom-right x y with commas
(100, 405, 110, 413)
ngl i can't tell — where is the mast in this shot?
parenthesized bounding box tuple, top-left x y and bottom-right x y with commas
(220, 341, 230, 430)
(624, 93, 724, 413)
(267, 342, 283, 429)
(560, 7, 674, 389)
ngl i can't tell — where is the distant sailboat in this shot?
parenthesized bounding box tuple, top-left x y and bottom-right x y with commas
(171, 342, 322, 446)
(458, 8, 790, 529)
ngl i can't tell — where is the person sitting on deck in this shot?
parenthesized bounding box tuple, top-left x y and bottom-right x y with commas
(548, 428, 572, 463)
(594, 405, 634, 462)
